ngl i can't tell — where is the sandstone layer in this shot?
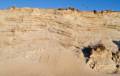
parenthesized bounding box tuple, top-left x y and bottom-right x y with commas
(0, 7, 120, 76)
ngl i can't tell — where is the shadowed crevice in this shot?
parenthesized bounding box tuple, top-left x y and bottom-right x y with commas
(82, 44, 105, 63)
(113, 40, 120, 51)
(82, 46, 92, 63)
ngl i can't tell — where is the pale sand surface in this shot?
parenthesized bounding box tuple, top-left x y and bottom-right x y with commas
(0, 63, 119, 76)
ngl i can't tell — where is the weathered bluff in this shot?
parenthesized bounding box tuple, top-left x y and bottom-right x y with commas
(0, 7, 120, 75)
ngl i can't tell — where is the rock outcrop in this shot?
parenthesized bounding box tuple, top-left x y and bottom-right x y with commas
(82, 43, 120, 73)
(0, 7, 120, 75)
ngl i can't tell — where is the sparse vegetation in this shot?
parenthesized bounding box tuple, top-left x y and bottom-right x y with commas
(104, 10, 113, 13)
(57, 7, 79, 11)
(93, 10, 97, 14)
(7, 6, 16, 10)
(57, 8, 65, 10)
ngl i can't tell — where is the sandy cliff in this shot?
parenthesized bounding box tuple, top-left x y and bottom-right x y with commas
(0, 7, 120, 76)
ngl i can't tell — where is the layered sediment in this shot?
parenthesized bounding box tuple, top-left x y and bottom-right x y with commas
(0, 7, 120, 75)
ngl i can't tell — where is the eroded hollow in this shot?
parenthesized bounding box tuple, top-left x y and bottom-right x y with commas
(81, 42, 120, 74)
(82, 44, 105, 63)
(82, 46, 92, 63)
(113, 40, 120, 51)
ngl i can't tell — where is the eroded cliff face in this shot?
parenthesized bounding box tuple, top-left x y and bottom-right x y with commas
(0, 7, 120, 75)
